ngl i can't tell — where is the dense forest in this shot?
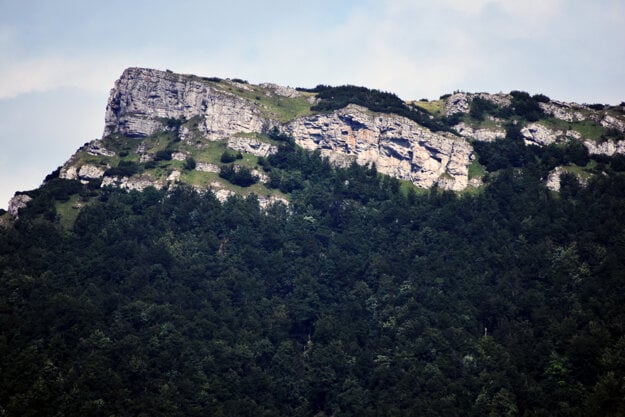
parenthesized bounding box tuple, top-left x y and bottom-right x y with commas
(2, 136, 625, 416)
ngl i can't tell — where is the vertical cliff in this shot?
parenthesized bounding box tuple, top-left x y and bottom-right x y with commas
(104, 68, 275, 139)
(98, 68, 474, 192)
(45, 67, 625, 205)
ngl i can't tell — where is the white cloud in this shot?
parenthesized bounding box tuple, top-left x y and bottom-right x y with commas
(0, 55, 128, 99)
(437, 0, 496, 15)
(282, 4, 488, 99)
(496, 0, 562, 19)
(436, 0, 562, 18)
(0, 26, 13, 45)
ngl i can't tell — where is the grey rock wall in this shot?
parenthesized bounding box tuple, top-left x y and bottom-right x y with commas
(102, 68, 476, 191)
(287, 105, 472, 190)
(104, 68, 273, 140)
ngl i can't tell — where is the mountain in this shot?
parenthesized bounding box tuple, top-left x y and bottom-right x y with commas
(1, 69, 625, 416)
(7, 67, 624, 217)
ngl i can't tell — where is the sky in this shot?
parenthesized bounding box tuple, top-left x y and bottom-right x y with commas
(1, 0, 624, 209)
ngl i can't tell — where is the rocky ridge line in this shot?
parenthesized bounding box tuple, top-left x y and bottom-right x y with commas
(96, 67, 474, 191)
(8, 68, 625, 213)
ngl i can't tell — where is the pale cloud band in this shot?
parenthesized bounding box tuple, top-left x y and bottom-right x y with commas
(1, 0, 623, 102)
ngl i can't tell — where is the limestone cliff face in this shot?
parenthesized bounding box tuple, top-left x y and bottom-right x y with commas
(445, 92, 625, 158)
(104, 68, 274, 139)
(66, 67, 625, 198)
(11, 67, 625, 213)
(101, 68, 475, 191)
(287, 105, 471, 190)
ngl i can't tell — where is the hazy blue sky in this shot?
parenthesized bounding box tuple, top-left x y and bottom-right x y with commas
(1, 0, 624, 208)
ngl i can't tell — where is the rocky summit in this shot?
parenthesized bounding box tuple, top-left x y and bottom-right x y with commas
(8, 67, 625, 210)
(97, 68, 473, 191)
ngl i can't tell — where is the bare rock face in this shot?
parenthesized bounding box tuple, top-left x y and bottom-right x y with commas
(78, 164, 107, 180)
(287, 104, 472, 190)
(227, 136, 278, 157)
(86, 141, 116, 157)
(455, 122, 505, 142)
(539, 101, 587, 122)
(103, 68, 273, 139)
(546, 166, 588, 192)
(478, 92, 512, 108)
(101, 175, 165, 191)
(444, 93, 470, 116)
(584, 140, 625, 156)
(60, 162, 108, 182)
(19, 66, 625, 211)
(171, 151, 190, 161)
(545, 167, 565, 192)
(258, 195, 289, 209)
(521, 123, 589, 147)
(259, 83, 302, 98)
(60, 166, 78, 180)
(443, 92, 511, 117)
(600, 115, 625, 132)
(98, 68, 476, 191)
(521, 123, 567, 146)
(520, 122, 625, 156)
(8, 194, 32, 217)
(211, 186, 235, 203)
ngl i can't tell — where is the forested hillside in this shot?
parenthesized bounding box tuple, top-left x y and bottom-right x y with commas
(2, 138, 625, 416)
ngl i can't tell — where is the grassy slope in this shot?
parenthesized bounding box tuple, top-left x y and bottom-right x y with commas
(208, 80, 315, 123)
(538, 118, 608, 142)
(411, 100, 445, 117)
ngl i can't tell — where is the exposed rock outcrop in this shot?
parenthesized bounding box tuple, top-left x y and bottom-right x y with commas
(86, 141, 116, 157)
(454, 122, 505, 142)
(99, 68, 476, 191)
(521, 123, 589, 147)
(167, 170, 181, 182)
(101, 175, 165, 191)
(444, 93, 470, 116)
(8, 194, 32, 217)
(545, 167, 565, 191)
(259, 83, 302, 98)
(600, 115, 625, 132)
(546, 166, 588, 192)
(443, 92, 511, 117)
(522, 123, 568, 146)
(171, 151, 190, 161)
(60, 163, 108, 182)
(78, 164, 107, 180)
(227, 137, 278, 157)
(287, 104, 472, 190)
(57, 67, 625, 198)
(539, 101, 587, 122)
(480, 93, 512, 108)
(60, 166, 79, 180)
(520, 122, 625, 156)
(584, 140, 625, 156)
(258, 195, 289, 209)
(104, 67, 274, 139)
